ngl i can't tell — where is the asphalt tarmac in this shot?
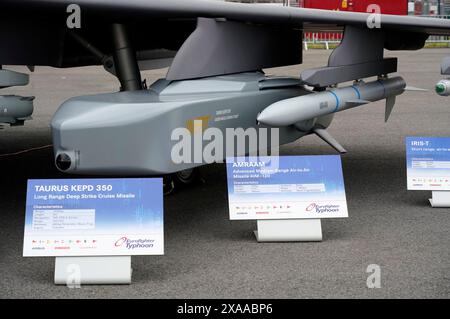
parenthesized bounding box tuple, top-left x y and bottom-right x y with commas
(0, 49, 449, 298)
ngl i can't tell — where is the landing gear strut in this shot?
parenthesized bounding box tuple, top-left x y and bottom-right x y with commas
(111, 23, 143, 91)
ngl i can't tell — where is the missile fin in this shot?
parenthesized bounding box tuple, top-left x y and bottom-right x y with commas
(405, 86, 428, 92)
(20, 96, 35, 102)
(345, 99, 370, 107)
(313, 128, 347, 154)
(385, 96, 396, 122)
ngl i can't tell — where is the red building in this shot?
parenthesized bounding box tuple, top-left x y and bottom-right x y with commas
(300, 1, 409, 43)
(299, 0, 408, 15)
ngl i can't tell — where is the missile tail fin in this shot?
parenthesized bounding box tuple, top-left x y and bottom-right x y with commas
(313, 128, 347, 154)
(345, 99, 370, 107)
(385, 96, 396, 122)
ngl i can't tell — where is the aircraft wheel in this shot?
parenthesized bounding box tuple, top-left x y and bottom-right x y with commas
(163, 168, 201, 196)
(163, 176, 176, 196)
(174, 168, 198, 185)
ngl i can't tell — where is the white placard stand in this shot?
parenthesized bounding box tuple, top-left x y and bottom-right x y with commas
(429, 191, 450, 208)
(254, 219, 322, 242)
(54, 256, 132, 285)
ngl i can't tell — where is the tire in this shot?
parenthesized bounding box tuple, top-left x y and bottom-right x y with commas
(163, 176, 176, 196)
(174, 168, 197, 185)
(163, 168, 201, 195)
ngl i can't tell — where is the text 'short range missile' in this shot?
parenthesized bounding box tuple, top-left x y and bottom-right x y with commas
(257, 77, 407, 126)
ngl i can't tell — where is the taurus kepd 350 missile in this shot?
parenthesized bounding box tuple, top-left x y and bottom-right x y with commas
(257, 77, 406, 126)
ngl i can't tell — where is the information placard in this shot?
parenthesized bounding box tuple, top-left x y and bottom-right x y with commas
(23, 178, 164, 257)
(406, 137, 450, 191)
(226, 156, 348, 220)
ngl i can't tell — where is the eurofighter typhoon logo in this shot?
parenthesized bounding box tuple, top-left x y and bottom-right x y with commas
(115, 237, 155, 249)
(306, 203, 341, 214)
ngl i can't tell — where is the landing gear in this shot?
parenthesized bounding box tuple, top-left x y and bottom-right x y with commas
(111, 23, 143, 91)
(163, 168, 203, 195)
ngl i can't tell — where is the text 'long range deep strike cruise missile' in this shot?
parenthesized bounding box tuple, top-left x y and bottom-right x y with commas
(257, 77, 407, 127)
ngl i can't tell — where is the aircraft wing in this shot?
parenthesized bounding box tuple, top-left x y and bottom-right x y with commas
(0, 0, 449, 70)
(1, 0, 449, 34)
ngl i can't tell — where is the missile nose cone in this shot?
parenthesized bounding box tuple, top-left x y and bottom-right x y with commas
(435, 80, 449, 96)
(257, 100, 293, 126)
(436, 83, 445, 94)
(257, 110, 270, 125)
(435, 79, 450, 96)
(257, 105, 283, 126)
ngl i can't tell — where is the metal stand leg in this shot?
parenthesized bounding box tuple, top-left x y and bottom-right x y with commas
(254, 219, 322, 242)
(54, 256, 132, 285)
(429, 191, 450, 208)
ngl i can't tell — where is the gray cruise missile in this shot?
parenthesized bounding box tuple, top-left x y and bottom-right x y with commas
(0, 95, 34, 125)
(257, 77, 406, 126)
(0, 68, 29, 88)
(0, 68, 34, 126)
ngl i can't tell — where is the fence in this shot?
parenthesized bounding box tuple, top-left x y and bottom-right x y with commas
(424, 15, 450, 43)
(303, 15, 450, 49)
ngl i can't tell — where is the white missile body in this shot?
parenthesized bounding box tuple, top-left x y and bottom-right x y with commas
(436, 79, 450, 96)
(257, 77, 406, 126)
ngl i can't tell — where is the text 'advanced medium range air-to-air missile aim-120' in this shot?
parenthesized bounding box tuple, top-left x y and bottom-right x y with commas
(436, 57, 450, 96)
